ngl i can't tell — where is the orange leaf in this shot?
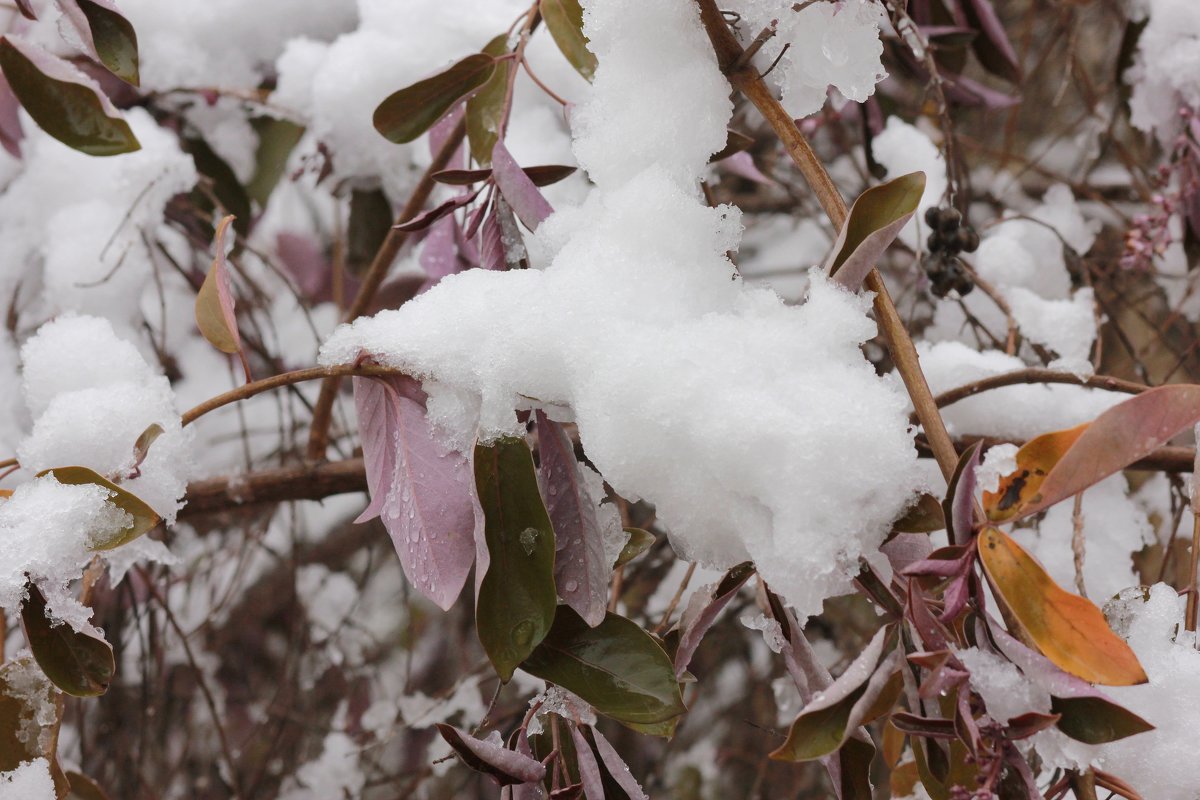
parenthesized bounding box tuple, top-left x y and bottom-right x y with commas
(982, 423, 1086, 522)
(983, 385, 1200, 522)
(977, 527, 1147, 686)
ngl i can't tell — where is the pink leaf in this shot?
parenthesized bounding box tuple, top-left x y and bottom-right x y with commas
(352, 375, 476, 611)
(719, 151, 776, 186)
(673, 561, 755, 678)
(195, 215, 250, 380)
(491, 139, 554, 231)
(945, 442, 981, 545)
(276, 231, 329, 301)
(394, 187, 480, 233)
(419, 215, 461, 287)
(436, 723, 547, 786)
(535, 410, 610, 627)
(568, 727, 604, 800)
(0, 72, 23, 158)
(591, 728, 648, 800)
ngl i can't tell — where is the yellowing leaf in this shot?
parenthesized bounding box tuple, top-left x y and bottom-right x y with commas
(982, 423, 1086, 522)
(196, 216, 240, 353)
(466, 34, 510, 166)
(977, 527, 1147, 686)
(41, 465, 160, 549)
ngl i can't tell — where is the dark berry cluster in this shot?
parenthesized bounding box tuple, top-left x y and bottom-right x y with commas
(922, 206, 979, 298)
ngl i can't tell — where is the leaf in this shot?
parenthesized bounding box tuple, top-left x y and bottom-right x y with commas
(962, 0, 1020, 83)
(491, 139, 554, 230)
(475, 437, 559, 681)
(826, 172, 926, 291)
(1049, 696, 1154, 745)
(0, 72, 24, 158)
(246, 117, 304, 205)
(436, 723, 547, 786)
(535, 410, 609, 627)
(590, 727, 648, 800)
(891, 494, 945, 535)
(41, 465, 160, 549)
(568, 727, 604, 800)
(827, 735, 876, 800)
(66, 771, 112, 800)
(673, 561, 754, 678)
(131, 423, 164, 470)
(195, 216, 246, 365)
(21, 583, 114, 697)
(977, 527, 1147, 685)
(983, 385, 1200, 522)
(394, 187, 481, 233)
(720, 151, 775, 186)
(541, 0, 596, 81)
(521, 607, 686, 726)
(183, 135, 251, 236)
(771, 627, 903, 761)
(0, 36, 139, 156)
(0, 657, 53, 771)
(59, 0, 140, 85)
(614, 527, 654, 568)
(352, 376, 477, 611)
(13, 0, 35, 19)
(434, 164, 578, 187)
(374, 53, 497, 144)
(943, 441, 980, 545)
(466, 34, 510, 166)
(709, 128, 754, 164)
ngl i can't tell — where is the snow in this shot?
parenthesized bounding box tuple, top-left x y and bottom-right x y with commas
(726, 0, 888, 119)
(0, 758, 56, 800)
(1126, 0, 1200, 143)
(871, 117, 948, 246)
(321, 0, 922, 619)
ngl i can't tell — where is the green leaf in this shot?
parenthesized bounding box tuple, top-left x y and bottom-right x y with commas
(1051, 695, 1155, 745)
(184, 134, 252, 236)
(474, 437, 558, 682)
(891, 493, 946, 535)
(374, 53, 496, 144)
(466, 34, 511, 166)
(246, 117, 304, 205)
(0, 36, 139, 156)
(541, 0, 596, 81)
(20, 583, 114, 698)
(73, 0, 140, 86)
(825, 172, 926, 291)
(614, 527, 655, 568)
(521, 607, 686, 726)
(40, 465, 161, 549)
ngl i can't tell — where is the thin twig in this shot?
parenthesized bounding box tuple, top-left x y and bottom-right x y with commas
(1071, 493, 1088, 598)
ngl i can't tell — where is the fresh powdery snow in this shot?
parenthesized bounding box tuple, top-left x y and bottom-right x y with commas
(321, 0, 922, 618)
(0, 757, 56, 800)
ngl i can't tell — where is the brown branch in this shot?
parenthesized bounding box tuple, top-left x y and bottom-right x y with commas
(915, 368, 1150, 424)
(693, 0, 961, 480)
(305, 116, 468, 460)
(180, 458, 367, 517)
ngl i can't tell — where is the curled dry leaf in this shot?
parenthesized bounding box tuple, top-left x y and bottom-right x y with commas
(977, 527, 1147, 686)
(673, 561, 755, 679)
(195, 215, 251, 380)
(0, 36, 139, 156)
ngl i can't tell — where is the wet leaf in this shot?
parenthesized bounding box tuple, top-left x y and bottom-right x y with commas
(41, 465, 160, 549)
(673, 561, 754, 678)
(194, 216, 245, 365)
(466, 34, 510, 166)
(21, 583, 114, 697)
(535, 410, 609, 627)
(569, 727, 603, 800)
(614, 527, 654, 568)
(0, 36, 139, 156)
(826, 172, 926, 291)
(771, 627, 903, 761)
(983, 385, 1200, 522)
(475, 437, 558, 681)
(1050, 696, 1154, 744)
(374, 53, 497, 144)
(59, 0, 140, 85)
(521, 607, 686, 726)
(541, 0, 596, 81)
(353, 376, 477, 611)
(591, 727, 648, 800)
(977, 527, 1147, 685)
(436, 723, 546, 786)
(492, 139, 554, 230)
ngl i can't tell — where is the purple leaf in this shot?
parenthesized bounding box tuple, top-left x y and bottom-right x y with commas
(964, 0, 1021, 83)
(902, 545, 973, 578)
(719, 151, 776, 186)
(511, 729, 547, 800)
(491, 139, 554, 231)
(906, 584, 952, 651)
(13, 0, 35, 19)
(429, 102, 465, 167)
(479, 203, 506, 270)
(394, 187, 481, 233)
(568, 727, 604, 800)
(535, 411, 610, 627)
(591, 728, 648, 800)
(881, 532, 933, 574)
(56, 0, 140, 86)
(673, 561, 755, 678)
(276, 231, 330, 301)
(352, 375, 477, 611)
(419, 215, 461, 286)
(944, 442, 981, 545)
(436, 724, 547, 786)
(942, 72, 1021, 108)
